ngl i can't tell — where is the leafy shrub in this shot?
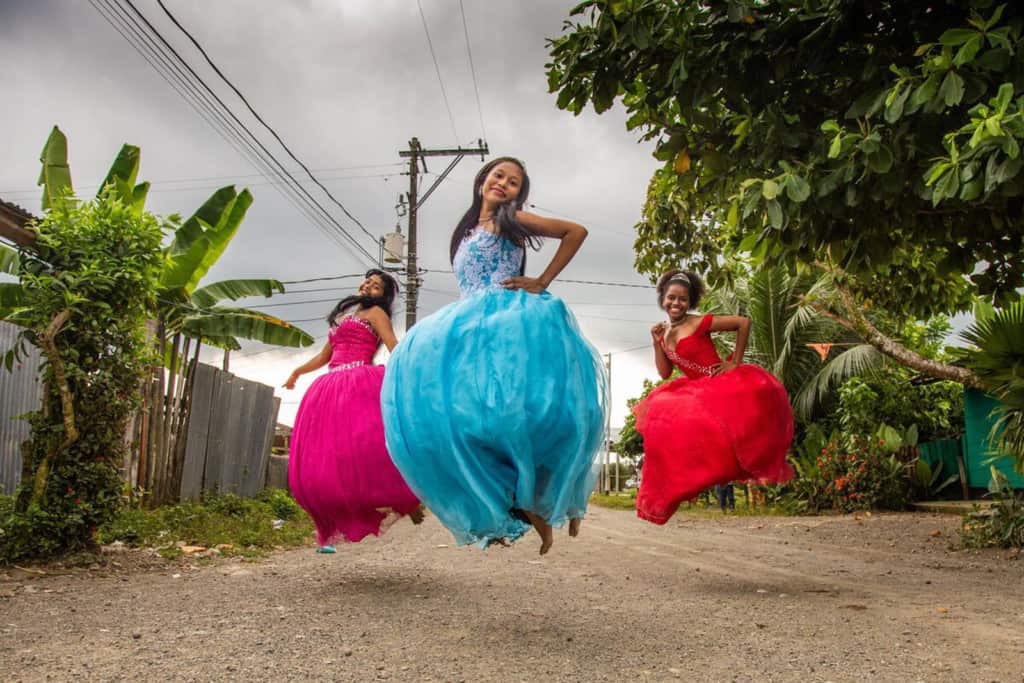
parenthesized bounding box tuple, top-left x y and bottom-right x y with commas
(817, 433, 910, 512)
(837, 371, 964, 444)
(258, 488, 301, 521)
(961, 468, 1024, 549)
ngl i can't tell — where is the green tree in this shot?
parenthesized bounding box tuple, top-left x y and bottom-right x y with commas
(547, 0, 1022, 385)
(0, 187, 165, 560)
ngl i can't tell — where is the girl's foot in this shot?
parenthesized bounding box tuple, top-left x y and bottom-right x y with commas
(486, 537, 510, 548)
(409, 505, 425, 525)
(568, 518, 581, 538)
(524, 511, 554, 555)
(316, 545, 336, 554)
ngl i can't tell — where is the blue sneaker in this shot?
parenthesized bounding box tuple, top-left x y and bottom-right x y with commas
(315, 545, 336, 554)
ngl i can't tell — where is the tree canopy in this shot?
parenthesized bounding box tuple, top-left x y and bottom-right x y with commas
(547, 0, 1024, 320)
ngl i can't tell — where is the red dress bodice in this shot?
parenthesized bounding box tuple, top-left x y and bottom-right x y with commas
(661, 314, 721, 379)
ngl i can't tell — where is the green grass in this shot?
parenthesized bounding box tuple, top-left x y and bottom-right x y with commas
(590, 492, 639, 511)
(98, 489, 315, 559)
(589, 489, 789, 517)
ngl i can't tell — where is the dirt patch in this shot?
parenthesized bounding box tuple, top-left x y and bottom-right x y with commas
(2, 509, 1022, 682)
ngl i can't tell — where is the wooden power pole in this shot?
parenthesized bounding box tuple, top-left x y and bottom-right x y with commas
(399, 138, 488, 329)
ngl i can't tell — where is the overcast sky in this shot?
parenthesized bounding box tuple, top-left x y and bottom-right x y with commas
(1, 0, 671, 427)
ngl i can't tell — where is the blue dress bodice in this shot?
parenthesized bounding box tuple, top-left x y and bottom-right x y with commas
(452, 228, 524, 296)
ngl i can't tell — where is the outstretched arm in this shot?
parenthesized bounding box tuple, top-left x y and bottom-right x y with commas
(709, 315, 751, 374)
(500, 211, 587, 293)
(363, 307, 399, 352)
(284, 341, 332, 389)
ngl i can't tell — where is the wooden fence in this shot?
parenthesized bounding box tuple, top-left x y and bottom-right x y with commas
(178, 363, 280, 501)
(0, 350, 280, 501)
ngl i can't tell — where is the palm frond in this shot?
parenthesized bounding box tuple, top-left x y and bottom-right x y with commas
(793, 344, 885, 420)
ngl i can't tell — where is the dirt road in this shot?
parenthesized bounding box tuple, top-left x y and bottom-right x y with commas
(2, 508, 1022, 682)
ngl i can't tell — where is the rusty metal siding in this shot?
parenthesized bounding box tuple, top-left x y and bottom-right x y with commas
(0, 322, 42, 495)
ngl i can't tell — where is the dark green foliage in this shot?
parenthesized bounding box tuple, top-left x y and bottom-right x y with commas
(836, 373, 965, 444)
(548, 1, 1024, 318)
(0, 190, 165, 562)
(960, 468, 1024, 548)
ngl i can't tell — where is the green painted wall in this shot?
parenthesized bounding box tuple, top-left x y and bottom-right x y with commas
(963, 388, 1024, 489)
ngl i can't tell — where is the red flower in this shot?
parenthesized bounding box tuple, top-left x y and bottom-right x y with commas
(75, 498, 83, 504)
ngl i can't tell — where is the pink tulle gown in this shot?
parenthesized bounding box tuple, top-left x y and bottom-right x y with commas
(288, 315, 420, 544)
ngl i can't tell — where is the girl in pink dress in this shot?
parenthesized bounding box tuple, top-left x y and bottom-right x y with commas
(284, 270, 421, 549)
(633, 269, 794, 524)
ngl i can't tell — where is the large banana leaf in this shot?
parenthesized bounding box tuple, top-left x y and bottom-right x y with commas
(181, 308, 313, 348)
(0, 244, 20, 276)
(37, 126, 73, 211)
(96, 144, 150, 216)
(190, 278, 285, 308)
(161, 187, 253, 293)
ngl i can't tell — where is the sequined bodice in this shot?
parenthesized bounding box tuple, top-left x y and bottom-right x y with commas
(328, 315, 378, 367)
(452, 228, 524, 296)
(661, 314, 722, 379)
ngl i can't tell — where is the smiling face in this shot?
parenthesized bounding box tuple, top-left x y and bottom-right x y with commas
(479, 161, 524, 209)
(358, 273, 386, 298)
(662, 283, 691, 321)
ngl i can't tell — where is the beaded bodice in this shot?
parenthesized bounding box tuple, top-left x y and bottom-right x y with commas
(452, 227, 524, 296)
(328, 315, 379, 368)
(661, 314, 721, 379)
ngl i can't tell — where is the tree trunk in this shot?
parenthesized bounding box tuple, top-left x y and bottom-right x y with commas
(29, 309, 76, 507)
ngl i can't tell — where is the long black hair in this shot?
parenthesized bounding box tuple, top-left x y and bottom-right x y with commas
(448, 156, 542, 274)
(326, 268, 400, 326)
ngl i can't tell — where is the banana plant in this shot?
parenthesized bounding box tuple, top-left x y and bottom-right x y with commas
(24, 126, 314, 505)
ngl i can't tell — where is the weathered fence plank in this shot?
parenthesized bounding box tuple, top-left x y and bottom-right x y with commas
(179, 363, 216, 502)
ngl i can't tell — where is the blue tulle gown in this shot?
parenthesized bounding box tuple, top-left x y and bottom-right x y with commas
(381, 227, 607, 547)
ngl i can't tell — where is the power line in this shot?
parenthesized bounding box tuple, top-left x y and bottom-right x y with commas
(416, 0, 459, 143)
(0, 164, 405, 196)
(95, 0, 375, 262)
(280, 273, 367, 285)
(154, 0, 380, 250)
(458, 0, 486, 141)
(100, 0, 377, 264)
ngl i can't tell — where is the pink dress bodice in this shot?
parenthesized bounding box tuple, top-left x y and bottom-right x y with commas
(328, 315, 379, 368)
(660, 314, 721, 379)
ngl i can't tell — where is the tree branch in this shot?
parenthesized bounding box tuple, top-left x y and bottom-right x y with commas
(810, 262, 985, 389)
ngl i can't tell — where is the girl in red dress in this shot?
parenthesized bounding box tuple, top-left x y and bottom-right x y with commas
(633, 270, 794, 524)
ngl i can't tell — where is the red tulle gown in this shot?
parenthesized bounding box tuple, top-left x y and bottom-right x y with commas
(288, 315, 420, 544)
(634, 314, 794, 524)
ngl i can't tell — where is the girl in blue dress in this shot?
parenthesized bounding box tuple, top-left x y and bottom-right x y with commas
(381, 157, 607, 554)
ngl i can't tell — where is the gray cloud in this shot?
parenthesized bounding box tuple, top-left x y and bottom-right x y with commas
(0, 0, 667, 425)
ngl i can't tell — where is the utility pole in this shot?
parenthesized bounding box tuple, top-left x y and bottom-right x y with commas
(605, 352, 612, 494)
(398, 137, 488, 329)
